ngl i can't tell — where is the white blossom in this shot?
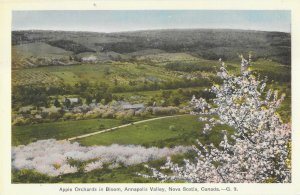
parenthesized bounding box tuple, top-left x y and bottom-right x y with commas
(143, 57, 291, 183)
(12, 139, 191, 176)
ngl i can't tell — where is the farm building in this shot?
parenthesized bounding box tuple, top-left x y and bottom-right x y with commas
(81, 55, 97, 62)
(64, 97, 80, 104)
(122, 103, 145, 111)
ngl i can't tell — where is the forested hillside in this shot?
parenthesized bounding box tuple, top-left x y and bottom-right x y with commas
(12, 29, 291, 69)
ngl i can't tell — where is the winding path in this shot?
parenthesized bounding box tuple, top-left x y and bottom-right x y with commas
(67, 114, 188, 141)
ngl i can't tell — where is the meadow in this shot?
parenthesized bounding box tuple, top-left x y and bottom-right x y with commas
(12, 118, 123, 146)
(77, 115, 233, 148)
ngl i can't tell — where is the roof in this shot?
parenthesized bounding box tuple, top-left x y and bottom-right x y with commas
(65, 98, 79, 103)
(81, 55, 97, 62)
(123, 104, 144, 109)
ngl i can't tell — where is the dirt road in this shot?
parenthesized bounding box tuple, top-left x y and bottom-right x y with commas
(67, 114, 187, 141)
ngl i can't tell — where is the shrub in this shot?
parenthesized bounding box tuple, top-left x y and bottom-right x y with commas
(169, 125, 176, 131)
(152, 106, 179, 115)
(102, 109, 114, 119)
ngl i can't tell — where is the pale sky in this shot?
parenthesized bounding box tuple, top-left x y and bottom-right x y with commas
(12, 10, 291, 33)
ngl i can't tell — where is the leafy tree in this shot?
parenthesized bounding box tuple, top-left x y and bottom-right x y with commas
(114, 78, 118, 86)
(74, 80, 91, 94)
(64, 98, 71, 108)
(171, 96, 181, 106)
(161, 90, 172, 99)
(103, 93, 113, 104)
(129, 80, 137, 86)
(54, 99, 61, 107)
(95, 93, 102, 103)
(85, 95, 93, 105)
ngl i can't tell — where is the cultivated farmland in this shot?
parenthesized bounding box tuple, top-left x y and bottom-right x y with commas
(11, 29, 291, 183)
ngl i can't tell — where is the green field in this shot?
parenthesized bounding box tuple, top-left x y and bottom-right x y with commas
(12, 57, 291, 87)
(77, 115, 231, 148)
(12, 57, 196, 87)
(12, 118, 123, 146)
(12, 114, 231, 148)
(13, 42, 73, 58)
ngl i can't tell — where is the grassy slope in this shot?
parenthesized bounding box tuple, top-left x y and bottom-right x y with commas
(77, 115, 232, 148)
(12, 56, 290, 87)
(12, 52, 209, 87)
(12, 70, 64, 86)
(12, 118, 123, 146)
(10, 51, 227, 88)
(77, 115, 200, 147)
(13, 61, 179, 86)
(13, 42, 73, 58)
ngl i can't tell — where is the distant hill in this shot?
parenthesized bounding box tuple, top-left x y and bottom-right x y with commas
(12, 29, 291, 69)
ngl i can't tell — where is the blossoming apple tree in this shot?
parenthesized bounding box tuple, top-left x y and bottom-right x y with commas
(141, 56, 291, 183)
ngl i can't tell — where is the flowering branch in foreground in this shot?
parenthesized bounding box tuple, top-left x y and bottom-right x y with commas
(140, 56, 291, 183)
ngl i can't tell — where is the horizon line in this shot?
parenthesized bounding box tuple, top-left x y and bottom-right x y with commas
(11, 27, 291, 34)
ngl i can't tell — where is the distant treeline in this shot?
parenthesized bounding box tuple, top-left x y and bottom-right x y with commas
(47, 40, 95, 54)
(165, 62, 216, 72)
(12, 29, 291, 65)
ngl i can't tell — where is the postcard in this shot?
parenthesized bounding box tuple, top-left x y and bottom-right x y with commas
(0, 0, 299, 195)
